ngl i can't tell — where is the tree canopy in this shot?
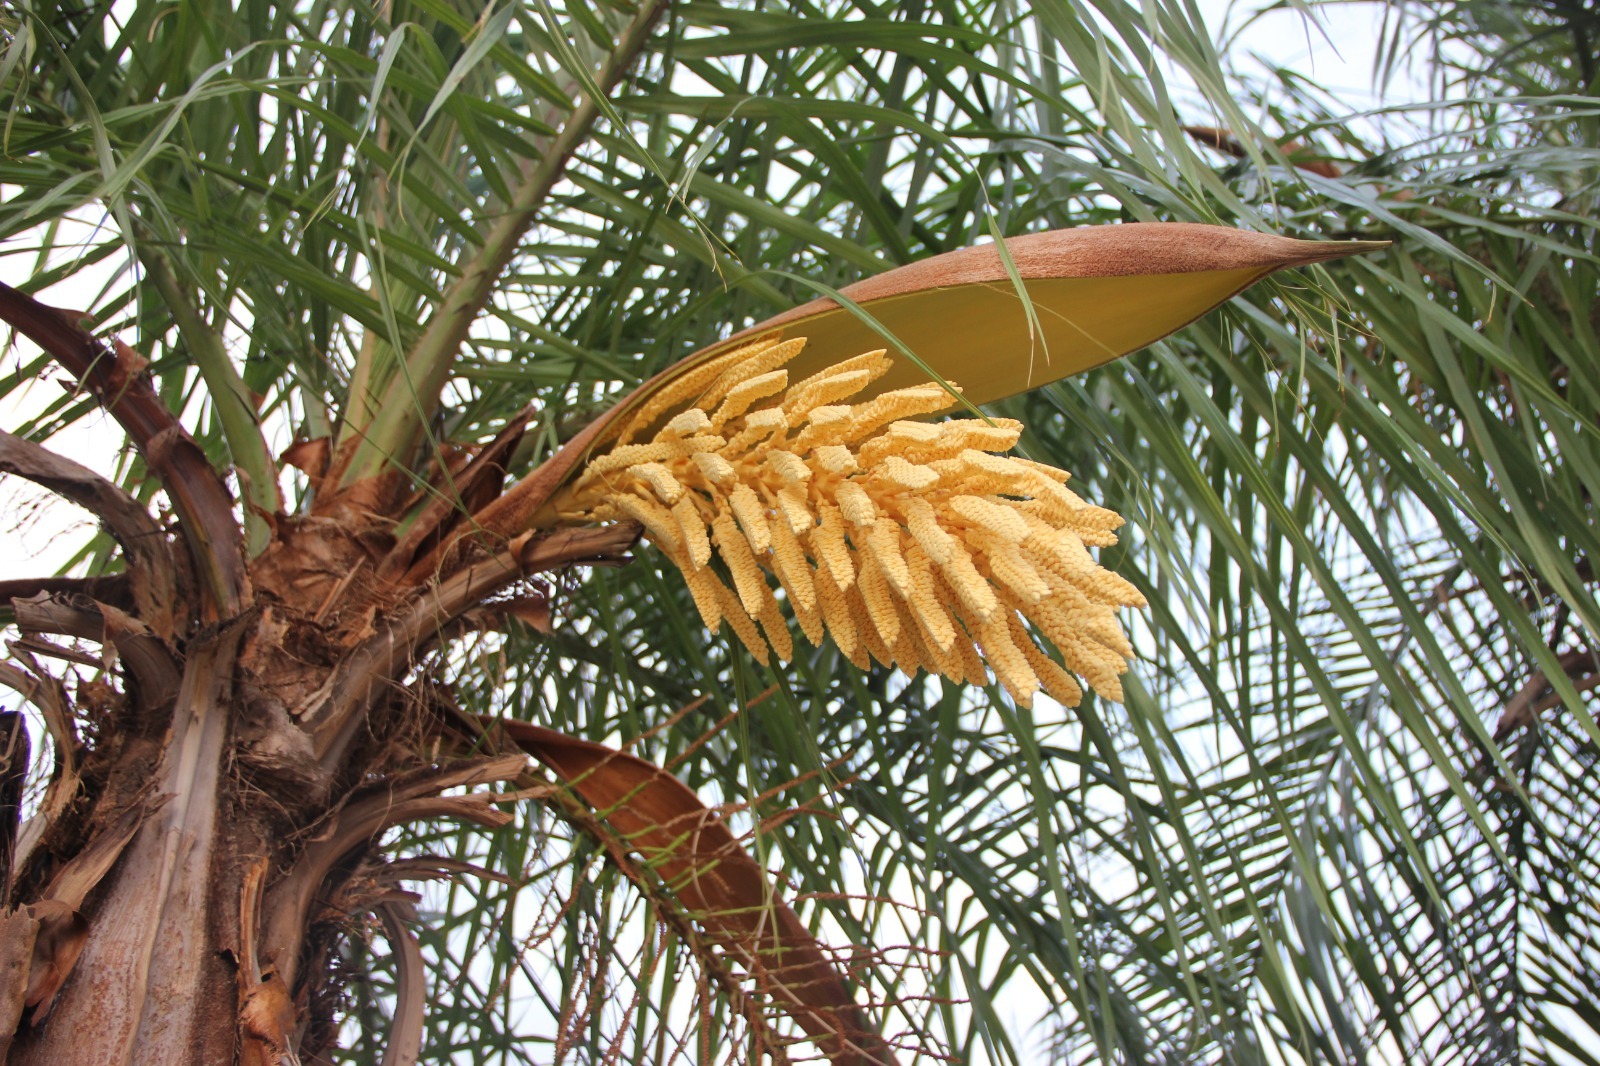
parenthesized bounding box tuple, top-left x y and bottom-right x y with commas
(0, 0, 1597, 1062)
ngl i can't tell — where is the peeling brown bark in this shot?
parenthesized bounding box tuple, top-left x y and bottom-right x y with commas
(8, 628, 243, 1065)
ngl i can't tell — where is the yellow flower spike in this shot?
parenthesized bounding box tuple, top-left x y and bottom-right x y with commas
(610, 493, 682, 554)
(855, 553, 902, 649)
(843, 643, 872, 673)
(783, 368, 875, 418)
(865, 519, 913, 599)
(949, 495, 1031, 544)
(589, 435, 725, 476)
(970, 532, 1052, 605)
(773, 485, 814, 537)
(938, 540, 1000, 624)
(628, 462, 684, 504)
(671, 496, 712, 570)
(616, 334, 777, 444)
(1008, 452, 1069, 477)
(792, 594, 826, 649)
(791, 405, 853, 451)
(943, 602, 991, 686)
(900, 496, 954, 566)
(940, 419, 1024, 455)
(812, 444, 859, 476)
(1012, 474, 1125, 536)
(1086, 614, 1137, 663)
(678, 552, 728, 633)
(1017, 510, 1112, 578)
(871, 454, 939, 492)
(757, 589, 795, 663)
(584, 441, 674, 476)
(1010, 613, 1085, 709)
(710, 369, 789, 430)
(699, 336, 808, 411)
(847, 582, 894, 666)
(897, 612, 937, 680)
(904, 543, 957, 654)
(1029, 603, 1128, 696)
(902, 614, 947, 681)
(709, 509, 766, 618)
(786, 348, 892, 399)
(897, 419, 946, 440)
(887, 629, 922, 681)
(716, 583, 770, 666)
(847, 384, 958, 439)
(718, 407, 787, 455)
(858, 419, 942, 467)
(766, 449, 811, 484)
(1022, 547, 1082, 606)
(728, 483, 772, 555)
(1049, 532, 1146, 607)
(815, 567, 859, 659)
(661, 408, 712, 438)
(957, 448, 1050, 490)
(1093, 672, 1126, 705)
(1016, 494, 1122, 545)
(901, 623, 946, 682)
(977, 612, 1042, 708)
(813, 502, 857, 589)
(768, 513, 818, 613)
(685, 453, 733, 491)
(543, 223, 1382, 702)
(835, 481, 877, 528)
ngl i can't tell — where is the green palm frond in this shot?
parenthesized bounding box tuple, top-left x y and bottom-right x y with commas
(2, 0, 1597, 1062)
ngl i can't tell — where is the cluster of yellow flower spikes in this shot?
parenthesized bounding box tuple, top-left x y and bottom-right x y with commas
(552, 334, 1145, 708)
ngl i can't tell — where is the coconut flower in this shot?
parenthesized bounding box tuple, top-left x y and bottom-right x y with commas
(544, 224, 1383, 707)
(551, 334, 1137, 707)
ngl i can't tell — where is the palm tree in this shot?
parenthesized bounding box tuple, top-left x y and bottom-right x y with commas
(0, 0, 1595, 1062)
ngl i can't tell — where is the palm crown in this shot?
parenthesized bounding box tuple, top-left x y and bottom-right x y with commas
(0, 1, 1597, 1063)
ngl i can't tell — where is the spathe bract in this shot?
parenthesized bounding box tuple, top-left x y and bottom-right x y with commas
(605, 221, 1384, 435)
(480, 222, 1380, 542)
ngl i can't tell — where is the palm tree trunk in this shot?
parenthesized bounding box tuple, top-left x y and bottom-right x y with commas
(9, 631, 246, 1065)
